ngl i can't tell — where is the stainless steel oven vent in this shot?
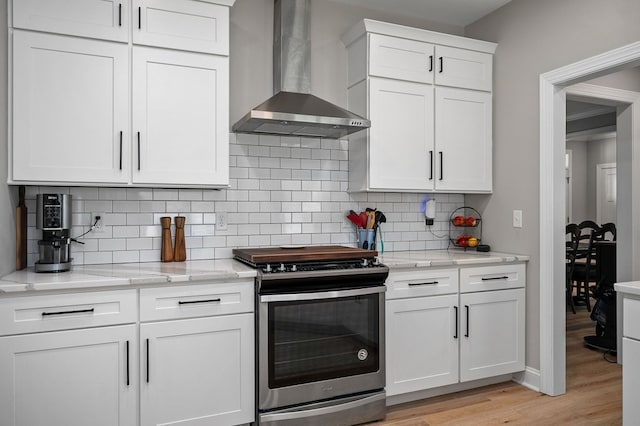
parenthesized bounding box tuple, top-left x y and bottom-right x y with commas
(232, 0, 370, 139)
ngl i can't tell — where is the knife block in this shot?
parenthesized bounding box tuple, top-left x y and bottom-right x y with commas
(173, 216, 186, 262)
(160, 217, 173, 262)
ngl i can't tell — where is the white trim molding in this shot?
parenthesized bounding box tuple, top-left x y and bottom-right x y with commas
(539, 41, 640, 396)
(512, 367, 541, 393)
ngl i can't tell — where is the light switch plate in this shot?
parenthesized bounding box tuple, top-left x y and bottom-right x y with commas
(513, 210, 523, 228)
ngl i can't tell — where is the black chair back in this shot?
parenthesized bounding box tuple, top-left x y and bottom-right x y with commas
(600, 222, 616, 241)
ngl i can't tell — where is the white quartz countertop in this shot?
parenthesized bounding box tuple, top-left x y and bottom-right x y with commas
(615, 281, 640, 296)
(379, 250, 529, 268)
(0, 259, 257, 294)
(0, 250, 528, 294)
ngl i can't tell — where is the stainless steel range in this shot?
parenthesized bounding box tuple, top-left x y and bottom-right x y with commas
(233, 246, 389, 426)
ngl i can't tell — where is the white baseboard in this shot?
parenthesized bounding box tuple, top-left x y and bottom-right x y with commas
(512, 366, 541, 392)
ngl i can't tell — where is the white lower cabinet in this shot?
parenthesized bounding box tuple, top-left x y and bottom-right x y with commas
(386, 294, 459, 395)
(385, 263, 526, 399)
(0, 324, 137, 426)
(459, 288, 526, 382)
(140, 314, 254, 426)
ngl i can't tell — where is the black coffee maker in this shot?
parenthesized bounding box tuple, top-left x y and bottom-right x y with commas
(35, 194, 72, 272)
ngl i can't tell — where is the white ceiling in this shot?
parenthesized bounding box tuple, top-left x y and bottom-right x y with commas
(327, 0, 512, 27)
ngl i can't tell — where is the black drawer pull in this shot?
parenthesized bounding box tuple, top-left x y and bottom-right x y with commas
(439, 151, 443, 180)
(125, 340, 130, 386)
(138, 7, 141, 29)
(146, 338, 150, 383)
(42, 308, 94, 316)
(429, 55, 433, 72)
(454, 306, 458, 339)
(464, 305, 470, 338)
(178, 298, 222, 305)
(481, 276, 509, 281)
(118, 4, 122, 27)
(439, 56, 443, 73)
(119, 131, 123, 170)
(429, 150, 433, 180)
(408, 281, 439, 286)
(137, 132, 141, 170)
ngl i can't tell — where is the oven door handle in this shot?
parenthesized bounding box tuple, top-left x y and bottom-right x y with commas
(260, 285, 386, 302)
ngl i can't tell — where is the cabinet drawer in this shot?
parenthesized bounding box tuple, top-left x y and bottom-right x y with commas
(623, 296, 640, 340)
(140, 280, 254, 321)
(460, 263, 525, 293)
(12, 0, 129, 42)
(0, 290, 137, 336)
(369, 34, 434, 84)
(133, 0, 230, 55)
(386, 268, 458, 299)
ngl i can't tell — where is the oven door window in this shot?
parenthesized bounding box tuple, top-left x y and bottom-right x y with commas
(268, 293, 379, 388)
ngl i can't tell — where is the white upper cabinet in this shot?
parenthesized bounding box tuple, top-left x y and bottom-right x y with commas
(133, 47, 229, 186)
(133, 0, 231, 54)
(12, 31, 130, 184)
(9, 0, 234, 188)
(12, 0, 130, 42)
(343, 19, 496, 193)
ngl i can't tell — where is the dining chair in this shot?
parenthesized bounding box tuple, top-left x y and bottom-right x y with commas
(566, 223, 580, 314)
(600, 222, 616, 241)
(572, 226, 607, 312)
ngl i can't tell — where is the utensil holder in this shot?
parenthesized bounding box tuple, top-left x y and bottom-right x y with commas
(358, 229, 375, 250)
(173, 216, 186, 262)
(160, 217, 173, 262)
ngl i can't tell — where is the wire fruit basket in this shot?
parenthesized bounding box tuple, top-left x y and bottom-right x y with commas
(448, 206, 482, 250)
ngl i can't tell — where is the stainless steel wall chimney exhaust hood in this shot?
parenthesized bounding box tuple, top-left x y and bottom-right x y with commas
(232, 0, 370, 139)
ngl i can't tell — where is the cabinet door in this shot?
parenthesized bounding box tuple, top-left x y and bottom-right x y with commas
(623, 337, 640, 424)
(459, 288, 525, 382)
(133, 0, 230, 54)
(435, 87, 492, 192)
(140, 314, 254, 426)
(12, 0, 129, 42)
(369, 77, 434, 191)
(369, 34, 434, 84)
(12, 31, 129, 184)
(386, 294, 458, 396)
(0, 325, 136, 426)
(133, 46, 229, 187)
(434, 46, 492, 92)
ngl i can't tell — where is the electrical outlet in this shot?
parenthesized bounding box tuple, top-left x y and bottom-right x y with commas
(215, 212, 228, 231)
(513, 210, 523, 228)
(92, 212, 105, 233)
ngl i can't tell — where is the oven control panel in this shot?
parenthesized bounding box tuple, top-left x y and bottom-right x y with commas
(260, 258, 384, 274)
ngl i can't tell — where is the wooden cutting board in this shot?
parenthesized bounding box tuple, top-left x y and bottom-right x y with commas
(16, 186, 27, 270)
(233, 245, 377, 265)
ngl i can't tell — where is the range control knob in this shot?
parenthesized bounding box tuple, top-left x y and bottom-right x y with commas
(278, 263, 286, 272)
(361, 258, 369, 267)
(291, 264, 297, 272)
(265, 264, 272, 273)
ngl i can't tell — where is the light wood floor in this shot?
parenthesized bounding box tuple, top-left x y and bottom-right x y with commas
(370, 305, 622, 425)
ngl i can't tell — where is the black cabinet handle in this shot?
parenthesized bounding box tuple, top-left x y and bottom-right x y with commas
(146, 338, 150, 383)
(178, 298, 221, 305)
(42, 308, 94, 316)
(408, 281, 438, 287)
(481, 276, 509, 281)
(429, 55, 433, 72)
(454, 306, 458, 339)
(119, 131, 123, 170)
(464, 305, 469, 337)
(439, 151, 443, 180)
(125, 340, 130, 386)
(439, 56, 443, 73)
(429, 150, 434, 179)
(118, 4, 122, 27)
(138, 7, 141, 29)
(137, 132, 141, 171)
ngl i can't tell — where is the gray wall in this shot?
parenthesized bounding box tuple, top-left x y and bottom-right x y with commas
(465, 0, 640, 370)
